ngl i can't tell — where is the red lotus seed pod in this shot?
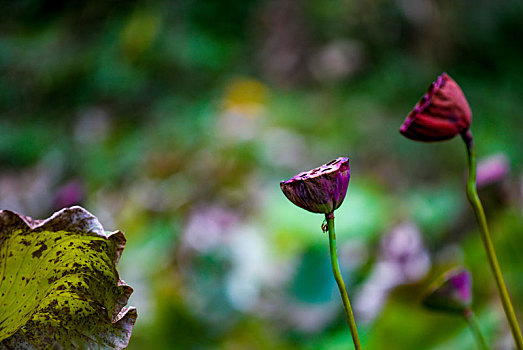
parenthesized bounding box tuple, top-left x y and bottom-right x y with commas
(400, 73, 472, 142)
(422, 268, 472, 314)
(280, 157, 350, 214)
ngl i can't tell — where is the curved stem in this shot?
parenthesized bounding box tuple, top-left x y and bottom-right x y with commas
(464, 309, 490, 350)
(462, 130, 523, 349)
(326, 213, 362, 350)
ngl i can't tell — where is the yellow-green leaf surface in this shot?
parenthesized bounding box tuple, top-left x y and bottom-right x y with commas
(0, 206, 136, 349)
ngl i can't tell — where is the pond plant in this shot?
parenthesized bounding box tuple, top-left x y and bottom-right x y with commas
(280, 157, 362, 350)
(400, 72, 523, 349)
(0, 72, 518, 349)
(279, 72, 521, 350)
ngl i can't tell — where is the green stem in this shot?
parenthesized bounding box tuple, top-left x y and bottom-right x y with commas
(462, 130, 523, 349)
(326, 213, 362, 350)
(464, 309, 490, 350)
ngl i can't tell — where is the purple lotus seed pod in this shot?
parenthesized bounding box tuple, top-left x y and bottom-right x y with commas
(422, 268, 472, 314)
(280, 157, 350, 214)
(400, 73, 472, 142)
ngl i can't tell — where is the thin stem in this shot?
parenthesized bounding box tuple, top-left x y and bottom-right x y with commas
(462, 130, 523, 349)
(325, 213, 362, 350)
(464, 309, 490, 350)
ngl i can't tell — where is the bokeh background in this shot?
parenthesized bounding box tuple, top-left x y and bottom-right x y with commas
(1, 0, 522, 349)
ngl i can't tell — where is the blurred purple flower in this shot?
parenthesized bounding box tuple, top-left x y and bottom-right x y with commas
(476, 153, 510, 188)
(53, 180, 84, 211)
(400, 73, 472, 142)
(280, 157, 350, 214)
(423, 268, 472, 314)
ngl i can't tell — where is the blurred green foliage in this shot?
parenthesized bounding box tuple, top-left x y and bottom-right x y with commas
(0, 0, 522, 349)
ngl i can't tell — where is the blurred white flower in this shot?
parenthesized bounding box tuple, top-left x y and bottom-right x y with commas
(261, 127, 308, 168)
(355, 222, 430, 323)
(309, 39, 365, 83)
(182, 205, 240, 253)
(74, 107, 111, 144)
